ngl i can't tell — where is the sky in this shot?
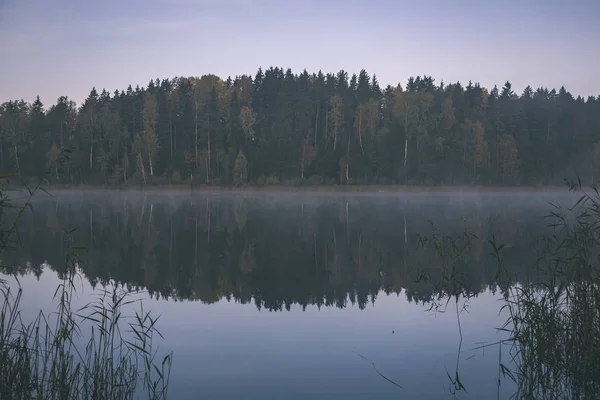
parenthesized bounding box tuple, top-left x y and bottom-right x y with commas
(1, 0, 599, 106)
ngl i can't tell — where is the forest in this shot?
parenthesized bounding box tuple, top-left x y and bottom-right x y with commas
(1, 68, 599, 186)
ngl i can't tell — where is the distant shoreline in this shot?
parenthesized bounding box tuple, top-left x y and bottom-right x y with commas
(14, 183, 574, 196)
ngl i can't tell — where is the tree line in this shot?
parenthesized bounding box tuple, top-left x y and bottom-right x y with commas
(1, 68, 599, 186)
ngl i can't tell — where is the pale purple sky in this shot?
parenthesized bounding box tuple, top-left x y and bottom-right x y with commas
(1, 0, 599, 106)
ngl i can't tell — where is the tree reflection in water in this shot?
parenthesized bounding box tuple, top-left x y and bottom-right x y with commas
(2, 189, 598, 398)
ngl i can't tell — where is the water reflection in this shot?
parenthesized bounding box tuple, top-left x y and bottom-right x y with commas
(3, 190, 597, 399)
(2, 192, 566, 307)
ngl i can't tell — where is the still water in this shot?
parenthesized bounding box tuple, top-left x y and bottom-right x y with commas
(1, 190, 580, 399)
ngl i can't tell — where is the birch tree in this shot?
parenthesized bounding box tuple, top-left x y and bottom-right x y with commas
(140, 92, 159, 177)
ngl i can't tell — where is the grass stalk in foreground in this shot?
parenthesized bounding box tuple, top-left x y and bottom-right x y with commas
(0, 252, 173, 399)
(499, 179, 600, 399)
(415, 178, 600, 398)
(0, 176, 172, 399)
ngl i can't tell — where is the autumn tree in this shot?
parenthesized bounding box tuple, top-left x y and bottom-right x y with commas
(240, 106, 256, 138)
(327, 95, 343, 152)
(46, 143, 61, 180)
(498, 134, 519, 183)
(80, 88, 99, 173)
(392, 87, 434, 177)
(233, 149, 248, 186)
(300, 141, 317, 179)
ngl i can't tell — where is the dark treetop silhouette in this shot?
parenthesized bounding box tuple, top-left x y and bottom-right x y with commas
(1, 69, 599, 186)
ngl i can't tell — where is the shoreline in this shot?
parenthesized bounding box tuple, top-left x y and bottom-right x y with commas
(14, 183, 574, 196)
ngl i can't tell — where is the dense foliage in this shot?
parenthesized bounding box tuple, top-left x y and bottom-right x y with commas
(1, 69, 599, 186)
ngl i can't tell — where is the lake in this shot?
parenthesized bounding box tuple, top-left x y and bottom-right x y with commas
(1, 189, 591, 399)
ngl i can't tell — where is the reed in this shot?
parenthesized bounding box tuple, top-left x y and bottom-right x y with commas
(0, 178, 172, 399)
(498, 179, 600, 399)
(414, 178, 600, 398)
